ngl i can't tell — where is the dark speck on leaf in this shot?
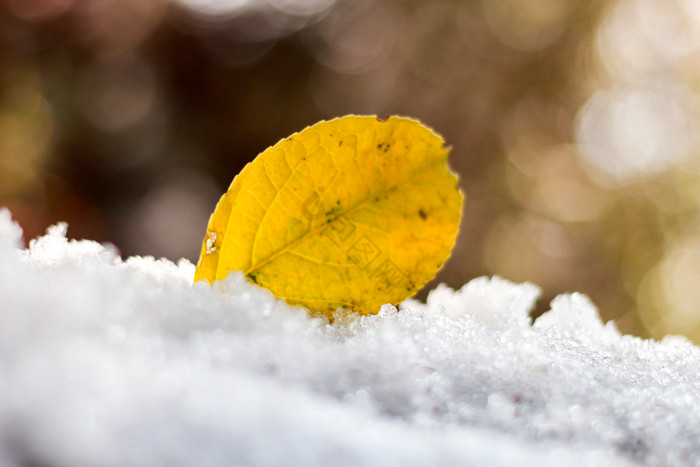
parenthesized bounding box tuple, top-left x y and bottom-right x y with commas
(324, 206, 341, 218)
(419, 209, 427, 220)
(248, 272, 259, 284)
(376, 142, 391, 152)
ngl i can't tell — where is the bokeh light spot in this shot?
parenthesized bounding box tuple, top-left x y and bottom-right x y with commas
(122, 170, 220, 261)
(482, 0, 569, 52)
(77, 54, 157, 132)
(576, 86, 699, 182)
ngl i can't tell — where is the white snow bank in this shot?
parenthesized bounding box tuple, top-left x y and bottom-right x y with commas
(0, 208, 698, 467)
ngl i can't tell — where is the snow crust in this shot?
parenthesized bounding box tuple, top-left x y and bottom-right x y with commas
(1, 208, 699, 466)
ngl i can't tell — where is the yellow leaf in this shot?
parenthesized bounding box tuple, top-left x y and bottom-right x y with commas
(194, 115, 463, 317)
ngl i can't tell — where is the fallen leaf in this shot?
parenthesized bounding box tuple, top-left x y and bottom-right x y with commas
(194, 115, 463, 317)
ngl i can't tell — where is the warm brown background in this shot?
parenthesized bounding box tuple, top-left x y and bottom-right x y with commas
(3, 0, 700, 341)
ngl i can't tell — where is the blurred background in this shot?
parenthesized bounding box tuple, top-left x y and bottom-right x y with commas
(3, 0, 700, 341)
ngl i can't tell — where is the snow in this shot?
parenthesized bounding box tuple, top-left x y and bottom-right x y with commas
(0, 208, 699, 466)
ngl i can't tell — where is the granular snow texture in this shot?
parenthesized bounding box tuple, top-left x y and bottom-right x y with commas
(0, 208, 699, 466)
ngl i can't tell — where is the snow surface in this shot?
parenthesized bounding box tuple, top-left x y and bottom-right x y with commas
(1, 208, 699, 467)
